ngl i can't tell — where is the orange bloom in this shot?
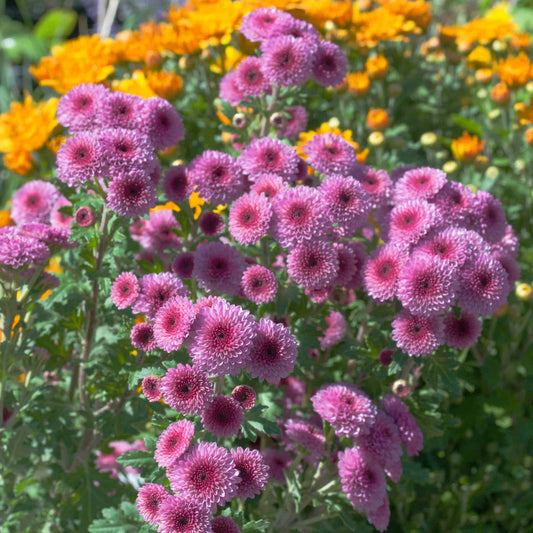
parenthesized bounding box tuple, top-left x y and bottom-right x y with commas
(112, 71, 157, 98)
(47, 136, 66, 154)
(365, 55, 388, 79)
(525, 127, 533, 146)
(491, 82, 511, 105)
(497, 52, 532, 89)
(0, 210, 12, 227)
(145, 70, 183, 100)
(451, 131, 485, 163)
(475, 68, 493, 84)
(3, 151, 33, 176)
(515, 98, 533, 125)
(366, 108, 390, 131)
(346, 72, 371, 96)
(510, 32, 530, 52)
(466, 46, 492, 69)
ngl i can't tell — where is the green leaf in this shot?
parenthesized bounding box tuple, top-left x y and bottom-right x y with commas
(116, 450, 155, 469)
(128, 367, 163, 389)
(34, 9, 77, 42)
(451, 115, 483, 136)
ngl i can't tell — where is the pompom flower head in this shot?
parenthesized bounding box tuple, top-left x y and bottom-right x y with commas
(106, 170, 157, 218)
(319, 310, 347, 349)
(133, 272, 188, 319)
(234, 56, 269, 97)
(394, 167, 447, 204)
(231, 447, 270, 500)
(101, 128, 155, 174)
(388, 200, 438, 246)
(142, 97, 184, 150)
(365, 244, 407, 302)
(304, 133, 356, 175)
(312, 41, 348, 87)
(99, 91, 143, 130)
(212, 516, 240, 533)
(131, 323, 157, 351)
(228, 192, 272, 245)
(277, 106, 308, 140)
(241, 265, 277, 304)
(199, 212, 224, 237)
(392, 310, 444, 357)
(240, 7, 289, 42)
(201, 395, 244, 438)
(11, 180, 59, 225)
(231, 385, 256, 410)
(141, 375, 161, 402)
(111, 272, 139, 309)
(136, 483, 168, 526)
(153, 296, 196, 353)
(154, 419, 195, 468)
(469, 190, 507, 243)
(157, 495, 212, 533)
(352, 166, 392, 209)
(57, 83, 109, 132)
(286, 240, 339, 289)
(163, 165, 189, 204)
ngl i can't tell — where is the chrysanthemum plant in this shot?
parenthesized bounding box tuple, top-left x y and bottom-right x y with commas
(0, 7, 521, 533)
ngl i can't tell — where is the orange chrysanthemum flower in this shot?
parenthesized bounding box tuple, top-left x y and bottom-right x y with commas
(491, 82, 511, 105)
(346, 71, 371, 96)
(466, 46, 492, 69)
(497, 52, 532, 89)
(515, 98, 533, 125)
(3, 151, 33, 176)
(366, 108, 390, 131)
(365, 55, 388, 79)
(525, 127, 533, 146)
(145, 71, 184, 100)
(451, 131, 485, 163)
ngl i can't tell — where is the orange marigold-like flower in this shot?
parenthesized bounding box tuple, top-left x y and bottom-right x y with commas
(366, 108, 390, 131)
(0, 94, 58, 154)
(352, 7, 408, 47)
(515, 98, 533, 125)
(378, 0, 432, 31)
(510, 32, 531, 52)
(146, 70, 184, 100)
(112, 71, 158, 98)
(0, 210, 12, 228)
(491, 82, 511, 105)
(3, 151, 33, 176)
(346, 71, 371, 96)
(115, 22, 165, 63)
(47, 136, 66, 154)
(497, 52, 532, 89)
(30, 35, 118, 94)
(525, 127, 533, 146)
(451, 131, 485, 163)
(295, 0, 353, 29)
(466, 46, 492, 69)
(365, 55, 388, 79)
(475, 68, 493, 84)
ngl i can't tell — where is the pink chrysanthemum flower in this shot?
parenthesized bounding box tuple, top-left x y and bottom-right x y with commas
(234, 56, 270, 97)
(393, 167, 447, 204)
(231, 385, 256, 410)
(231, 447, 270, 500)
(352, 166, 393, 208)
(381, 394, 424, 457)
(312, 41, 348, 87)
(332, 244, 356, 287)
(468, 190, 507, 243)
(189, 151, 244, 205)
(172, 251, 195, 279)
(287, 240, 339, 289)
(142, 375, 162, 402)
(139, 209, 182, 254)
(211, 516, 240, 533)
(345, 241, 368, 290)
(304, 133, 356, 175)
(160, 364, 213, 415)
(99, 91, 143, 130)
(319, 310, 347, 349)
(199, 212, 225, 237)
(495, 252, 521, 285)
(277, 106, 308, 140)
(270, 16, 319, 45)
(111, 272, 139, 309)
(106, 170, 157, 218)
(311, 383, 378, 438)
(192, 242, 246, 296)
(261, 448, 293, 483)
(392, 309, 444, 357)
(246, 318, 298, 385)
(100, 128, 155, 173)
(142, 97, 184, 150)
(153, 296, 196, 353)
(18, 223, 74, 249)
(238, 137, 299, 181)
(305, 285, 332, 303)
(491, 224, 519, 258)
(284, 418, 326, 458)
(135, 483, 168, 526)
(133, 272, 188, 319)
(338, 446, 387, 514)
(388, 199, 438, 246)
(397, 254, 456, 316)
(432, 181, 474, 225)
(366, 496, 391, 532)
(163, 165, 189, 204)
(318, 174, 370, 232)
(271, 186, 326, 247)
(240, 7, 289, 42)
(57, 83, 109, 132)
(416, 227, 471, 267)
(194, 295, 226, 313)
(260, 36, 313, 87)
(228, 192, 272, 245)
(219, 71, 245, 105)
(11, 180, 59, 225)
(250, 173, 286, 199)
(50, 196, 72, 231)
(131, 323, 157, 351)
(457, 254, 509, 316)
(187, 300, 256, 376)
(154, 419, 195, 468)
(168, 442, 241, 512)
(241, 265, 277, 304)
(157, 495, 212, 533)
(201, 395, 244, 438)
(75, 206, 94, 227)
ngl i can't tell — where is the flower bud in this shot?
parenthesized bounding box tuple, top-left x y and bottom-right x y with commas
(514, 159, 526, 172)
(420, 132, 437, 146)
(368, 131, 385, 146)
(75, 207, 95, 227)
(491, 82, 511, 105)
(145, 50, 163, 69)
(516, 283, 532, 301)
(366, 108, 390, 131)
(270, 112, 286, 130)
(476, 88, 488, 99)
(379, 350, 394, 367)
(485, 166, 499, 180)
(328, 117, 340, 128)
(442, 161, 458, 173)
(233, 113, 247, 129)
(488, 109, 501, 120)
(392, 379, 410, 397)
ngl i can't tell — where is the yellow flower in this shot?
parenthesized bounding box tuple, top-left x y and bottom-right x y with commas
(451, 131, 485, 163)
(525, 127, 533, 146)
(209, 46, 246, 74)
(150, 202, 181, 213)
(145, 70, 183, 100)
(515, 98, 533, 125)
(466, 46, 492, 69)
(497, 52, 532, 89)
(345, 71, 371, 96)
(46, 256, 63, 275)
(115, 22, 165, 63)
(368, 131, 385, 146)
(515, 283, 532, 301)
(366, 108, 390, 131)
(0, 94, 58, 154)
(365, 55, 388, 79)
(112, 71, 157, 98)
(3, 151, 33, 176)
(189, 192, 205, 220)
(30, 35, 117, 94)
(47, 135, 66, 154)
(475, 68, 493, 84)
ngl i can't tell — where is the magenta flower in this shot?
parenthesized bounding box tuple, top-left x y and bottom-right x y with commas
(234, 56, 270, 97)
(141, 375, 162, 402)
(352, 166, 393, 209)
(99, 91, 143, 130)
(277, 106, 308, 140)
(286, 240, 339, 289)
(154, 419, 195, 467)
(261, 448, 293, 483)
(75, 206, 94, 227)
(240, 7, 289, 42)
(250, 173, 287, 199)
(133, 272, 188, 319)
(312, 41, 348, 87)
(111, 272, 139, 309)
(157, 495, 212, 533)
(284, 418, 326, 459)
(50, 196, 73, 231)
(100, 128, 155, 173)
(153, 296, 196, 353)
(432, 181, 474, 225)
(228, 192, 272, 245)
(11, 180, 59, 225)
(469, 190, 507, 243)
(131, 323, 157, 352)
(201, 395, 244, 438)
(332, 243, 356, 287)
(199, 212, 224, 237)
(0, 227, 50, 269)
(135, 483, 168, 526)
(270, 16, 319, 46)
(172, 251, 195, 279)
(304, 133, 356, 175)
(57, 83, 109, 132)
(219, 71, 245, 105)
(319, 310, 347, 349)
(392, 309, 444, 357)
(388, 199, 438, 246)
(139, 209, 182, 254)
(241, 265, 277, 304)
(393, 167, 447, 204)
(106, 170, 157, 218)
(163, 165, 189, 204)
(366, 496, 391, 532)
(416, 227, 471, 267)
(142, 97, 184, 150)
(231, 385, 256, 410)
(231, 447, 270, 499)
(211, 516, 240, 533)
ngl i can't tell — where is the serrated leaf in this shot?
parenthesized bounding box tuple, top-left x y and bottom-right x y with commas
(116, 450, 155, 469)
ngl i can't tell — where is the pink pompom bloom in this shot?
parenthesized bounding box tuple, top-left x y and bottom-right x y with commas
(311, 383, 378, 438)
(0, 227, 50, 269)
(18, 223, 76, 249)
(305, 285, 332, 303)
(142, 97, 184, 150)
(238, 137, 299, 181)
(271, 186, 326, 247)
(269, 16, 319, 46)
(319, 310, 347, 349)
(231, 385, 256, 410)
(393, 167, 447, 204)
(50, 196, 72, 231)
(228, 192, 272, 245)
(240, 7, 289, 42)
(168, 442, 241, 512)
(432, 181, 474, 225)
(100, 128, 156, 173)
(250, 173, 287, 199)
(199, 212, 224, 236)
(11, 180, 59, 225)
(186, 300, 256, 376)
(246, 318, 298, 385)
(75, 206, 94, 227)
(234, 56, 270, 97)
(163, 165, 189, 204)
(153, 296, 196, 353)
(131, 323, 157, 351)
(201, 395, 244, 438)
(397, 254, 456, 316)
(468, 190, 507, 243)
(304, 133, 356, 175)
(416, 227, 472, 267)
(287, 240, 339, 289)
(211, 516, 240, 533)
(231, 447, 270, 499)
(154, 419, 195, 467)
(111, 272, 140, 309)
(332, 243, 357, 287)
(366, 496, 391, 532)
(392, 309, 444, 357)
(345, 241, 368, 290)
(160, 364, 213, 415)
(188, 151, 244, 205)
(241, 265, 277, 304)
(312, 41, 348, 87)
(277, 106, 308, 140)
(135, 483, 169, 526)
(388, 199, 439, 246)
(142, 375, 162, 401)
(133, 272, 189, 319)
(157, 495, 212, 533)
(352, 166, 393, 209)
(57, 83, 109, 132)
(219, 71, 245, 105)
(98, 91, 143, 130)
(139, 209, 182, 254)
(338, 446, 387, 514)
(284, 418, 326, 459)
(106, 170, 157, 218)
(192, 242, 246, 296)
(491, 224, 519, 259)
(444, 311, 483, 349)
(261, 448, 293, 483)
(381, 394, 424, 457)
(172, 251, 195, 279)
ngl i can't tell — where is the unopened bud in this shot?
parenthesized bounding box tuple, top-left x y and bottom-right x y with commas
(233, 113, 247, 129)
(420, 132, 438, 146)
(270, 112, 286, 130)
(443, 161, 458, 173)
(485, 166, 499, 180)
(75, 207, 95, 227)
(368, 131, 385, 146)
(514, 159, 526, 172)
(516, 283, 532, 301)
(392, 379, 410, 397)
